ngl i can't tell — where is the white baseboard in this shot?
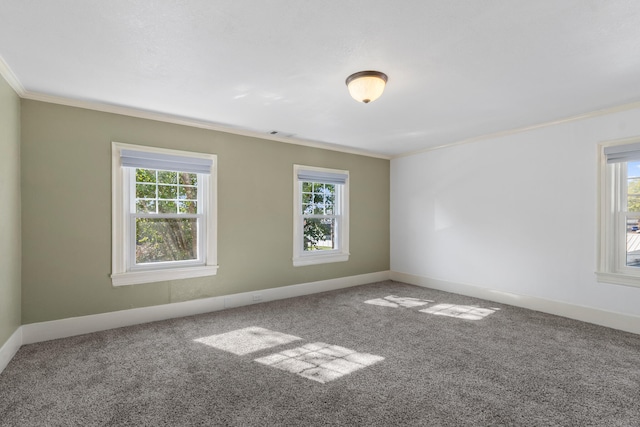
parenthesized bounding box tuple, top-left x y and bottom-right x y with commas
(5, 269, 635, 377)
(0, 327, 22, 374)
(390, 271, 640, 335)
(21, 270, 390, 345)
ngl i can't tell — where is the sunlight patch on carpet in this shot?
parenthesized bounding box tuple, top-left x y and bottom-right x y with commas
(194, 327, 302, 355)
(254, 342, 384, 384)
(364, 295, 432, 308)
(419, 304, 496, 320)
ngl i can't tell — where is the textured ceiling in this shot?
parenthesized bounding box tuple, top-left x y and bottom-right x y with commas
(2, 0, 640, 157)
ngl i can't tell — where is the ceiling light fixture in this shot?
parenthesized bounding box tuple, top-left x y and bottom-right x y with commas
(345, 70, 388, 104)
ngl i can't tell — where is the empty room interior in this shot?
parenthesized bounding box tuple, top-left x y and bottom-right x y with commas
(1, 1, 640, 425)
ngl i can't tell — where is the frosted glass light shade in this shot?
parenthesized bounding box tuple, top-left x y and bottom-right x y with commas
(346, 71, 388, 103)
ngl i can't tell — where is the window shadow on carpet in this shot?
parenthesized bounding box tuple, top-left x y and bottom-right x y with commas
(194, 326, 302, 355)
(194, 327, 384, 384)
(365, 295, 499, 320)
(255, 342, 384, 384)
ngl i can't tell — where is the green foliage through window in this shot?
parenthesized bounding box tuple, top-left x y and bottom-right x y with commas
(134, 168, 200, 264)
(302, 181, 336, 251)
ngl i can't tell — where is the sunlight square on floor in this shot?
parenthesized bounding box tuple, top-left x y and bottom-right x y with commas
(364, 295, 432, 308)
(194, 326, 302, 355)
(254, 342, 384, 384)
(419, 304, 496, 320)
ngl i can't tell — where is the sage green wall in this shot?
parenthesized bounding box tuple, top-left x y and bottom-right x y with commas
(0, 74, 21, 346)
(21, 100, 390, 324)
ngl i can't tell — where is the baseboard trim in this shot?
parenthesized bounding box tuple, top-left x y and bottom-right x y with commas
(0, 327, 23, 375)
(21, 271, 390, 345)
(390, 271, 640, 335)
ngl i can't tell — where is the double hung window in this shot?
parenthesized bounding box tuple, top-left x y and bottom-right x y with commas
(111, 142, 218, 286)
(597, 139, 640, 287)
(293, 165, 349, 266)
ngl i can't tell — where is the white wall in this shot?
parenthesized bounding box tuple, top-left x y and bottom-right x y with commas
(391, 107, 640, 318)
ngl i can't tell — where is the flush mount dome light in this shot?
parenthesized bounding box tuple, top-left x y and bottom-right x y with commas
(345, 70, 388, 104)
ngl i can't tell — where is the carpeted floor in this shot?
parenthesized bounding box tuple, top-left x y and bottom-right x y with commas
(1, 280, 639, 426)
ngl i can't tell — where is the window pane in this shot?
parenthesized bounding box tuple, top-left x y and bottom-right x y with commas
(303, 218, 335, 251)
(179, 186, 197, 200)
(628, 172, 640, 212)
(136, 200, 156, 213)
(136, 169, 156, 183)
(326, 193, 335, 205)
(158, 171, 177, 184)
(627, 216, 640, 267)
(178, 201, 197, 213)
(158, 185, 177, 199)
(179, 172, 198, 186)
(136, 218, 198, 264)
(302, 203, 313, 215)
(302, 182, 313, 192)
(136, 183, 156, 199)
(158, 201, 177, 213)
(629, 196, 640, 213)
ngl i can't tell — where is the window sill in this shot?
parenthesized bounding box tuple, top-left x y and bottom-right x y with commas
(293, 253, 349, 267)
(595, 271, 640, 288)
(111, 265, 219, 286)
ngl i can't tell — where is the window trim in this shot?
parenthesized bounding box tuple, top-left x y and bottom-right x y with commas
(596, 137, 640, 288)
(111, 142, 218, 286)
(292, 164, 350, 267)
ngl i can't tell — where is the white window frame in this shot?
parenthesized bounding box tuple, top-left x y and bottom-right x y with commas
(293, 164, 350, 267)
(111, 142, 218, 286)
(597, 137, 640, 288)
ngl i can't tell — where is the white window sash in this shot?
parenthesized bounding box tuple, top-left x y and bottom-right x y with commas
(128, 215, 206, 271)
(300, 213, 342, 253)
(126, 165, 209, 270)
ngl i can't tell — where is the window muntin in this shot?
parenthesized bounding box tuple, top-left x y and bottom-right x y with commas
(293, 165, 349, 266)
(112, 142, 218, 286)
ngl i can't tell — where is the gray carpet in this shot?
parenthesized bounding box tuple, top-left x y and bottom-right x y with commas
(1, 280, 639, 426)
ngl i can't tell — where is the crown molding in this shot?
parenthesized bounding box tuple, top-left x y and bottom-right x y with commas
(0, 54, 25, 96)
(20, 90, 392, 160)
(393, 100, 640, 159)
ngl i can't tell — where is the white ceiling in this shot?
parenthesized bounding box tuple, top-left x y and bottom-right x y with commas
(2, 1, 640, 157)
